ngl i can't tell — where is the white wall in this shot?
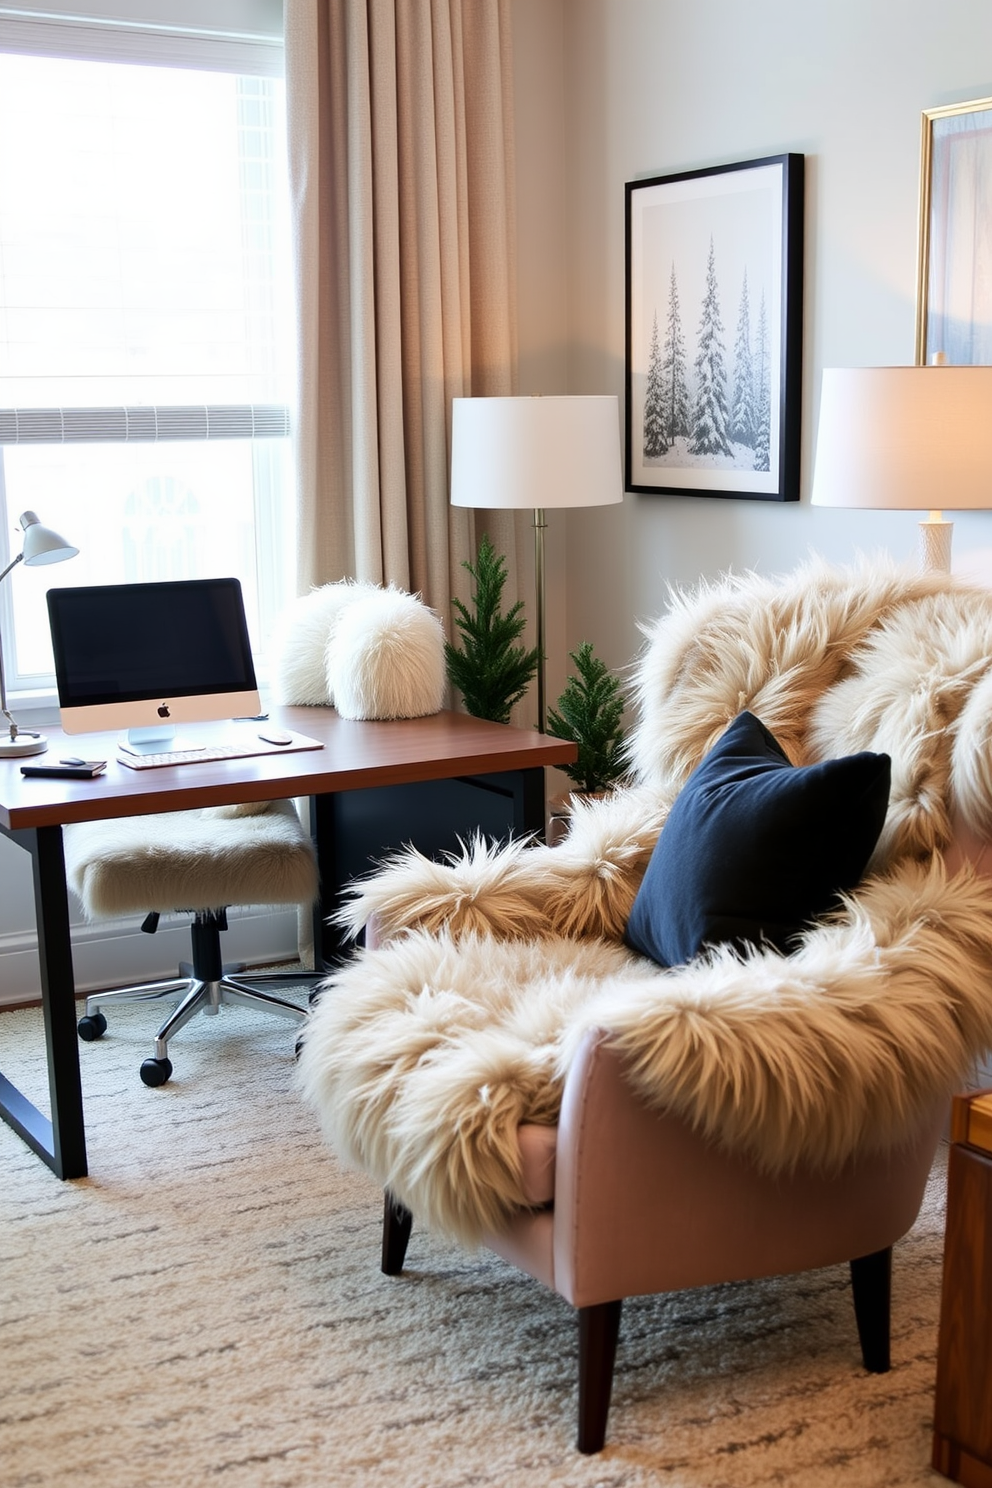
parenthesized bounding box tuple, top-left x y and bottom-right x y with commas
(538, 0, 992, 676)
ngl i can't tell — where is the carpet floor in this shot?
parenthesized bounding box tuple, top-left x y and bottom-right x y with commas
(0, 993, 953, 1488)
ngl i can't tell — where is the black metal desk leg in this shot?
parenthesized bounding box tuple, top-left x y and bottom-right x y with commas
(309, 792, 349, 970)
(517, 766, 547, 840)
(0, 824, 88, 1179)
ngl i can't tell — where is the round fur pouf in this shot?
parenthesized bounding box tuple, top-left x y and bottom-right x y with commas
(271, 581, 447, 720)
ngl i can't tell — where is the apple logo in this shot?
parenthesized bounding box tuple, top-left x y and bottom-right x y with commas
(157, 703, 171, 718)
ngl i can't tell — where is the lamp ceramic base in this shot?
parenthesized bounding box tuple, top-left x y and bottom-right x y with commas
(919, 518, 953, 574)
(0, 733, 49, 758)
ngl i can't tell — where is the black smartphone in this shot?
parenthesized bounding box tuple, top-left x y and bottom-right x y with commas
(21, 761, 108, 779)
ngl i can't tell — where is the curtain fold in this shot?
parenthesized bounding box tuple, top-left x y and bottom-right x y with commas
(285, 0, 523, 640)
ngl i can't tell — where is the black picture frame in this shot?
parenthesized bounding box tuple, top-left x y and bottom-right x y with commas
(625, 153, 804, 501)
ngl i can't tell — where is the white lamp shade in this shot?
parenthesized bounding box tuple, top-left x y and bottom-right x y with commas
(450, 396, 624, 510)
(19, 509, 79, 564)
(811, 367, 992, 511)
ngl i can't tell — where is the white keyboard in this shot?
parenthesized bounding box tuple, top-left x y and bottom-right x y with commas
(117, 737, 323, 770)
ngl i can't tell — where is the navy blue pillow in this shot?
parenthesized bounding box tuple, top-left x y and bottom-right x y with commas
(624, 711, 891, 969)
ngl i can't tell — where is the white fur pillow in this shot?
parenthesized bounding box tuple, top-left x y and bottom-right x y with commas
(270, 582, 370, 707)
(272, 581, 447, 720)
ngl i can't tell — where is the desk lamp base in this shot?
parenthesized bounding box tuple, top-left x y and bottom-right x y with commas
(0, 731, 48, 757)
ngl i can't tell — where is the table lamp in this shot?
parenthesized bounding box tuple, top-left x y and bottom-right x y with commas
(0, 510, 79, 757)
(450, 395, 623, 731)
(810, 365, 992, 573)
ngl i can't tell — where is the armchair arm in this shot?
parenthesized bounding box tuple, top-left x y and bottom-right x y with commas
(335, 835, 560, 943)
(551, 1029, 943, 1310)
(336, 785, 669, 945)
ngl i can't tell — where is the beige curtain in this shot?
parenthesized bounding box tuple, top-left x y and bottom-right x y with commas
(284, 0, 524, 634)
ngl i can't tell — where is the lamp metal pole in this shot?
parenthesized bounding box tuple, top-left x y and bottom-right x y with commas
(533, 507, 547, 733)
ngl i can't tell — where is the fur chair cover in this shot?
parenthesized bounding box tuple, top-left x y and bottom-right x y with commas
(298, 559, 992, 1244)
(271, 581, 447, 720)
(65, 799, 318, 918)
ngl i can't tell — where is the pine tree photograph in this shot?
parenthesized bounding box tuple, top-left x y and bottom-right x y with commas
(642, 311, 668, 458)
(730, 268, 757, 450)
(661, 261, 691, 446)
(753, 289, 772, 473)
(689, 236, 733, 458)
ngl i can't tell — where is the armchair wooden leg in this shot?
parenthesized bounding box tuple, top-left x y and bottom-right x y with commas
(577, 1299, 623, 1453)
(850, 1246, 891, 1373)
(381, 1191, 413, 1275)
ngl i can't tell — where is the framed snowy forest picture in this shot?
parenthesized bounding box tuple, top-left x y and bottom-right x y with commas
(625, 153, 804, 501)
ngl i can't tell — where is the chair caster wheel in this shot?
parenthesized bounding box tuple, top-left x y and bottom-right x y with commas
(78, 1012, 107, 1041)
(140, 1056, 173, 1087)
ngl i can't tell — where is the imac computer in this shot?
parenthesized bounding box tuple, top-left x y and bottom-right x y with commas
(46, 577, 262, 752)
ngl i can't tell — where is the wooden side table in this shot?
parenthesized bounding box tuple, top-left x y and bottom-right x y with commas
(933, 1092, 992, 1485)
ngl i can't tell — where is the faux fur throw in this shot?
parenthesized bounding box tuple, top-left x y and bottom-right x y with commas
(270, 581, 447, 720)
(298, 559, 992, 1243)
(299, 864, 992, 1244)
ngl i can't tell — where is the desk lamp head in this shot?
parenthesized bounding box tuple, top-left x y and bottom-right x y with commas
(0, 511, 79, 757)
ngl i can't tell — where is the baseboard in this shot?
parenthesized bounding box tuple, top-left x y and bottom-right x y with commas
(0, 906, 303, 1009)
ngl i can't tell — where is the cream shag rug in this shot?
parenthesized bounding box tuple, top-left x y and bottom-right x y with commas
(0, 997, 951, 1488)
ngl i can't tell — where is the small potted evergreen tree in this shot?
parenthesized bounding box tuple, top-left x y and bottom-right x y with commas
(546, 642, 627, 840)
(445, 534, 540, 725)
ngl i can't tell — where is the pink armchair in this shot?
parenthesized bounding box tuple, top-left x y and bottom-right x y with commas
(383, 1029, 943, 1450)
(300, 560, 992, 1452)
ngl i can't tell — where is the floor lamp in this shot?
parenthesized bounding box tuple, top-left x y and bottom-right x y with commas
(811, 365, 992, 573)
(450, 396, 623, 731)
(0, 510, 79, 757)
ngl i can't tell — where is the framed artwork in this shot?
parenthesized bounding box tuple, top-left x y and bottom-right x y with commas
(916, 96, 992, 365)
(625, 153, 804, 501)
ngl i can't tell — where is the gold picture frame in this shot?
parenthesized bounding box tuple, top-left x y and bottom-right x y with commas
(916, 95, 992, 365)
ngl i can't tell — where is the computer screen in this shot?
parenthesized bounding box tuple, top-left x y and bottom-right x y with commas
(47, 577, 261, 741)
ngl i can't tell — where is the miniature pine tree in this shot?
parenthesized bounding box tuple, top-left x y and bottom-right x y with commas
(546, 641, 627, 795)
(445, 534, 540, 725)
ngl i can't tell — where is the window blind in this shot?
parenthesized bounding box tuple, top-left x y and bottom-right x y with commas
(0, 2, 282, 74)
(0, 405, 291, 443)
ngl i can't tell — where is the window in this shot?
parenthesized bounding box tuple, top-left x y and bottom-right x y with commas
(0, 2, 294, 702)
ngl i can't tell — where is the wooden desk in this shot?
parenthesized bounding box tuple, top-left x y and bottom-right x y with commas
(933, 1092, 992, 1486)
(0, 707, 576, 1180)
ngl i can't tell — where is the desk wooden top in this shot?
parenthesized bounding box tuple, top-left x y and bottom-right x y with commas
(949, 1090, 992, 1156)
(0, 708, 577, 832)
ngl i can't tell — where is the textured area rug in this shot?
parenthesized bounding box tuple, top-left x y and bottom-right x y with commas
(0, 996, 950, 1487)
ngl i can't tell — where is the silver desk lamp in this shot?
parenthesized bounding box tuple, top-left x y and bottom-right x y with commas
(0, 510, 79, 757)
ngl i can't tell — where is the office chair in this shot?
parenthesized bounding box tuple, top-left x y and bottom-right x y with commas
(66, 799, 321, 1086)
